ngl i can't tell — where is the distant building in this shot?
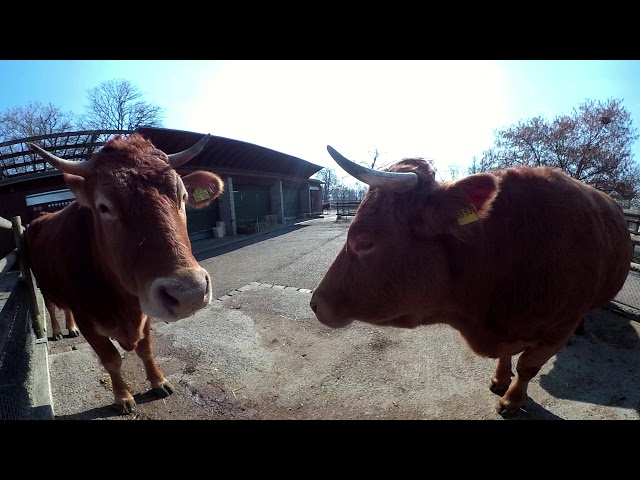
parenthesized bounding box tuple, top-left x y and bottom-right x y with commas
(0, 127, 325, 240)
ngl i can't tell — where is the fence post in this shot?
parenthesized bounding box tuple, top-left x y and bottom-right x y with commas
(11, 216, 45, 339)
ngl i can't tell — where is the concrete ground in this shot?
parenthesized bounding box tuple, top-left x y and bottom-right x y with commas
(47, 281, 640, 421)
(5, 217, 640, 420)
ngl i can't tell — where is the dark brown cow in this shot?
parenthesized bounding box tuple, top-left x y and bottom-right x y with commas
(25, 133, 224, 414)
(310, 146, 632, 417)
(33, 210, 81, 341)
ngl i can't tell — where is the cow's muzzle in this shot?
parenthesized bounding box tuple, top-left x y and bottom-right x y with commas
(309, 292, 353, 328)
(142, 267, 212, 320)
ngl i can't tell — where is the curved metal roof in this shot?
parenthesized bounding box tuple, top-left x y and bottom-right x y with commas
(137, 127, 324, 180)
(0, 127, 324, 185)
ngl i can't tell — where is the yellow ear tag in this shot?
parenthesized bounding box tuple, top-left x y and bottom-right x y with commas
(456, 206, 478, 226)
(193, 187, 211, 202)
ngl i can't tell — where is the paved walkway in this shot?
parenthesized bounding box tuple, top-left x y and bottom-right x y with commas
(2, 215, 640, 419)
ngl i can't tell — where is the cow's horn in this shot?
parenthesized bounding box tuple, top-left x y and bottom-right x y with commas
(167, 134, 211, 168)
(27, 143, 93, 176)
(327, 145, 418, 193)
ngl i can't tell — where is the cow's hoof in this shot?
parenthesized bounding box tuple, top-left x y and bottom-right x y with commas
(152, 381, 175, 398)
(489, 381, 509, 396)
(495, 401, 520, 418)
(52, 332, 63, 341)
(69, 328, 80, 337)
(113, 398, 136, 415)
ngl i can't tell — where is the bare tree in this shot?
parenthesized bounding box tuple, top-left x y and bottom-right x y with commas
(446, 163, 461, 181)
(0, 101, 76, 178)
(479, 98, 639, 201)
(313, 173, 364, 203)
(365, 146, 396, 171)
(78, 79, 164, 130)
(0, 101, 74, 142)
(353, 182, 368, 200)
(313, 167, 339, 202)
(316, 148, 382, 202)
(367, 147, 382, 169)
(467, 156, 479, 175)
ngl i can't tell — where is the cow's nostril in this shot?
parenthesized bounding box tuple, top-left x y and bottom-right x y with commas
(159, 286, 180, 308)
(205, 274, 211, 295)
(309, 300, 318, 313)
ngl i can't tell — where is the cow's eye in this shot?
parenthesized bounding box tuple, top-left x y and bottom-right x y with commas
(98, 204, 110, 214)
(352, 236, 375, 253)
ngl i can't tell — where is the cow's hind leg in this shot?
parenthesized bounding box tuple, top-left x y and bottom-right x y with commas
(135, 318, 174, 398)
(495, 334, 572, 417)
(45, 299, 63, 341)
(81, 325, 136, 414)
(64, 309, 80, 337)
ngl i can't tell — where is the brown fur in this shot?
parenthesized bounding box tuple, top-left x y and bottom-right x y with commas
(25, 134, 223, 414)
(310, 160, 632, 416)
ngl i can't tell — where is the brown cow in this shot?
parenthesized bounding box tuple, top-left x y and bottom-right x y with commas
(310, 146, 632, 417)
(25, 133, 224, 414)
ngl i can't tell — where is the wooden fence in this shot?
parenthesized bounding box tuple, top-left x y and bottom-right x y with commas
(0, 215, 44, 338)
(0, 215, 53, 419)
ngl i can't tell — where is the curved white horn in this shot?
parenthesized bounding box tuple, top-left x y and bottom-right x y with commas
(327, 145, 418, 193)
(27, 143, 93, 176)
(167, 134, 211, 168)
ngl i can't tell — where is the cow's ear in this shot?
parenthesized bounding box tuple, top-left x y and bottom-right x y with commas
(419, 173, 499, 239)
(182, 171, 225, 208)
(448, 173, 500, 219)
(63, 173, 91, 207)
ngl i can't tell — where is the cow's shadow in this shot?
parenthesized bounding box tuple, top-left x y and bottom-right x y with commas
(54, 389, 168, 420)
(536, 309, 640, 416)
(500, 398, 564, 420)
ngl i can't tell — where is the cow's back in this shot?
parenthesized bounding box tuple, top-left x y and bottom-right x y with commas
(481, 166, 631, 320)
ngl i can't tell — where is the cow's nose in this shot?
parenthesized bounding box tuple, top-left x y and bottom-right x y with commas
(148, 268, 211, 320)
(310, 292, 353, 328)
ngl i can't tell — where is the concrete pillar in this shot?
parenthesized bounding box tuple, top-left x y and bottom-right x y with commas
(218, 176, 237, 236)
(270, 180, 285, 224)
(300, 184, 311, 215)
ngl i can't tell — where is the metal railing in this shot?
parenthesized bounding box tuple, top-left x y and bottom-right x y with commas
(335, 201, 360, 220)
(0, 129, 133, 179)
(623, 209, 640, 249)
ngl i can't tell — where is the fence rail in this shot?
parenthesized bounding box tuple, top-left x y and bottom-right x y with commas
(623, 209, 640, 247)
(0, 215, 44, 338)
(0, 215, 51, 419)
(335, 201, 361, 220)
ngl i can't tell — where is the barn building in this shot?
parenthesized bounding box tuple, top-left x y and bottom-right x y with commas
(0, 127, 325, 241)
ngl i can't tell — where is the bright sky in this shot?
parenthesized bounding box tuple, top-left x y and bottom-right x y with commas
(1, 60, 639, 181)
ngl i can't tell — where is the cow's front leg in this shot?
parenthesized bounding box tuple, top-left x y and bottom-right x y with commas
(81, 325, 136, 414)
(495, 334, 571, 417)
(490, 355, 513, 396)
(135, 318, 174, 398)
